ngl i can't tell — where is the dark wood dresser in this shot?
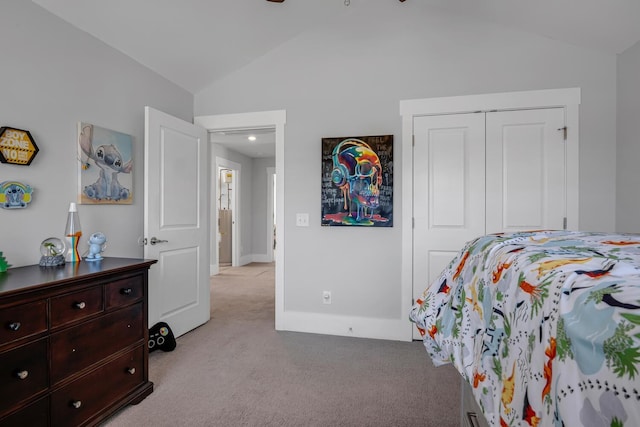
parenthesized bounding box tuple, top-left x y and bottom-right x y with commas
(0, 257, 157, 427)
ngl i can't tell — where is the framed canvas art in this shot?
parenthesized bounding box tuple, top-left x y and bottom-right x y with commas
(321, 134, 393, 227)
(77, 122, 133, 205)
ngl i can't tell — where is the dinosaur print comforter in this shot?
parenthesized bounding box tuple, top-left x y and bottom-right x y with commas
(409, 230, 640, 427)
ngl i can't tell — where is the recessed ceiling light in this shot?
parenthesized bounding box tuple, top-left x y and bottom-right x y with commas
(248, 135, 257, 141)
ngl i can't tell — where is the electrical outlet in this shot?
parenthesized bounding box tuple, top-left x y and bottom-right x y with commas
(322, 290, 331, 304)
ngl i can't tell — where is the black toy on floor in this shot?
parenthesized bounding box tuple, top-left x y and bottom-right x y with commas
(148, 322, 176, 352)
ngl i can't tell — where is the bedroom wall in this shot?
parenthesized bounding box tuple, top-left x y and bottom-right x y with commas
(616, 41, 640, 232)
(195, 0, 618, 339)
(1, 0, 193, 267)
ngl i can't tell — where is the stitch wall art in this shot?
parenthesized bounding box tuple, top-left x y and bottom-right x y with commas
(321, 135, 393, 227)
(77, 122, 133, 205)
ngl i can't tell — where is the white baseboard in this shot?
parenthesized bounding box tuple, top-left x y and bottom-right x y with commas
(210, 263, 219, 276)
(238, 255, 253, 266)
(252, 253, 273, 263)
(278, 311, 413, 342)
(211, 254, 271, 273)
(237, 253, 273, 266)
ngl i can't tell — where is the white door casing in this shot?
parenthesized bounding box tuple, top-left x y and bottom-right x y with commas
(144, 106, 210, 338)
(267, 166, 276, 262)
(194, 110, 286, 330)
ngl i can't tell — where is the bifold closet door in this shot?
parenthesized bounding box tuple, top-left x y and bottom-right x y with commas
(412, 113, 485, 316)
(485, 108, 566, 234)
(412, 108, 567, 340)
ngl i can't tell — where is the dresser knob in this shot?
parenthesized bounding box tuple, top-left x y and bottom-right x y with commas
(74, 301, 86, 309)
(121, 288, 133, 295)
(127, 367, 136, 375)
(8, 322, 21, 331)
(71, 400, 82, 409)
(15, 370, 29, 380)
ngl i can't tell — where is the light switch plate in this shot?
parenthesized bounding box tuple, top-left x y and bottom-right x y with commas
(296, 213, 309, 227)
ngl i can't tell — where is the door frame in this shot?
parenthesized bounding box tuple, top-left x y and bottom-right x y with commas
(214, 157, 241, 273)
(267, 166, 276, 262)
(399, 88, 581, 337)
(194, 110, 286, 330)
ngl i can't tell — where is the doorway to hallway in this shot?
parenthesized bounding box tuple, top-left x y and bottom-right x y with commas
(194, 109, 286, 330)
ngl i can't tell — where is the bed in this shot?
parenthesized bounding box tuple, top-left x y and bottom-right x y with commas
(409, 230, 640, 427)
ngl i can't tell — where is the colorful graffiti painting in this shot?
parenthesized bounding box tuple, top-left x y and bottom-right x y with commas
(321, 135, 393, 227)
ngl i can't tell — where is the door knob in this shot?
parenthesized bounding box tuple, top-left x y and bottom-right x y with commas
(149, 237, 168, 245)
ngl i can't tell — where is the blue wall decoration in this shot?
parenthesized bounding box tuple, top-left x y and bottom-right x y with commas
(0, 181, 33, 209)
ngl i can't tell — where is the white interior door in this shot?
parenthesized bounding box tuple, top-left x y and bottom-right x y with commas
(412, 113, 486, 338)
(144, 106, 210, 338)
(485, 108, 566, 234)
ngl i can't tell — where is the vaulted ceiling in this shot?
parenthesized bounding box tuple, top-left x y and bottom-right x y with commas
(32, 0, 640, 95)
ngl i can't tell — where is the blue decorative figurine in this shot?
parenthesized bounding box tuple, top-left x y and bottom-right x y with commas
(85, 232, 107, 261)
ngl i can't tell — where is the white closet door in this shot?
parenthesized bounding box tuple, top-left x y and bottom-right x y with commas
(485, 108, 566, 234)
(412, 113, 485, 316)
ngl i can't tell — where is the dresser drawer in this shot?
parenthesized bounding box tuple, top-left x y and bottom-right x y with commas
(0, 300, 47, 346)
(0, 338, 48, 417)
(0, 396, 49, 427)
(51, 346, 144, 427)
(50, 304, 143, 384)
(106, 276, 143, 309)
(50, 286, 103, 329)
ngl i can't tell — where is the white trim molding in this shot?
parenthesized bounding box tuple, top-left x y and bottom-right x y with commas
(266, 166, 276, 263)
(281, 311, 411, 342)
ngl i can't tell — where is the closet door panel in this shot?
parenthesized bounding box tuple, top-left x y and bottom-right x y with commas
(485, 108, 565, 234)
(412, 113, 485, 331)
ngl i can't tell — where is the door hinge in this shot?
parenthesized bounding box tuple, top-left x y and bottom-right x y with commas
(412, 217, 415, 228)
(412, 135, 415, 147)
(412, 298, 415, 305)
(558, 126, 567, 140)
(563, 217, 567, 230)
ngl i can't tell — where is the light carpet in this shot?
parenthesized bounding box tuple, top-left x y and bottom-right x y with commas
(104, 262, 461, 426)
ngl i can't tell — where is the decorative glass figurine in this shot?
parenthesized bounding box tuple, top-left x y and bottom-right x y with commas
(85, 232, 107, 261)
(40, 237, 66, 266)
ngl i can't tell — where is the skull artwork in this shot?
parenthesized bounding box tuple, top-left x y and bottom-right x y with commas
(331, 139, 383, 222)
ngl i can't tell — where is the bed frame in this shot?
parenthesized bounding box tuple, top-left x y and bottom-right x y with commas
(460, 381, 489, 427)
